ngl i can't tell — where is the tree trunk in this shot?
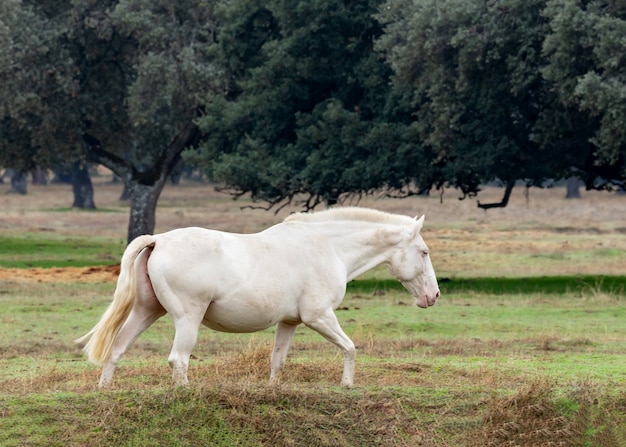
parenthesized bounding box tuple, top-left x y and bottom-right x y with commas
(119, 183, 130, 201)
(477, 179, 515, 210)
(126, 180, 166, 242)
(565, 176, 582, 199)
(32, 167, 48, 185)
(9, 169, 27, 194)
(72, 162, 96, 209)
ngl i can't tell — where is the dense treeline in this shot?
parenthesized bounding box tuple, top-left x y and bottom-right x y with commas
(1, 0, 625, 240)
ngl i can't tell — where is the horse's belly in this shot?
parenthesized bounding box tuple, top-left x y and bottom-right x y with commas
(201, 312, 273, 333)
(201, 298, 296, 333)
(201, 318, 270, 333)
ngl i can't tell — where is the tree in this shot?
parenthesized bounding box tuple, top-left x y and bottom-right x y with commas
(4, 0, 626, 221)
(0, 0, 222, 242)
(376, 0, 626, 206)
(71, 0, 225, 242)
(377, 0, 559, 207)
(192, 0, 626, 212)
(187, 0, 422, 210)
(0, 1, 75, 181)
(542, 0, 626, 190)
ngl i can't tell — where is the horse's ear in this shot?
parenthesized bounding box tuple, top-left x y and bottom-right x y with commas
(413, 215, 425, 232)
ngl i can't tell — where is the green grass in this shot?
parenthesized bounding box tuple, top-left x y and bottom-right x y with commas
(1, 278, 625, 446)
(0, 387, 442, 447)
(350, 275, 626, 295)
(0, 233, 625, 446)
(0, 234, 124, 268)
(41, 206, 125, 213)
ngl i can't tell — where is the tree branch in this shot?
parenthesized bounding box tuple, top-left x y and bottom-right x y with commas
(83, 122, 199, 186)
(477, 179, 515, 210)
(158, 122, 200, 179)
(82, 133, 131, 175)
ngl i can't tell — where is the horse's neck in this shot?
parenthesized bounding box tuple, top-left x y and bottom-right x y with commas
(310, 222, 401, 281)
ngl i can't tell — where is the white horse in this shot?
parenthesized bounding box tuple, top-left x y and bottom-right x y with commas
(76, 207, 440, 388)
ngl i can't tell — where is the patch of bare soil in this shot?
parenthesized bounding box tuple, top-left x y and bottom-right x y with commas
(0, 264, 120, 283)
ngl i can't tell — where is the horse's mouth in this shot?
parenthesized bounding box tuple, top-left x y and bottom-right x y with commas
(416, 299, 429, 309)
(416, 292, 439, 309)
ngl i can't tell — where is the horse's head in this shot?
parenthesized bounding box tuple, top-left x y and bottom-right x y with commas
(388, 215, 440, 309)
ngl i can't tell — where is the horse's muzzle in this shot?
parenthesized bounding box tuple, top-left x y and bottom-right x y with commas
(416, 290, 440, 309)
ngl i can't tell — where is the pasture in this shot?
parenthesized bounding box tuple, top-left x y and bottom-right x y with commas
(1, 180, 625, 446)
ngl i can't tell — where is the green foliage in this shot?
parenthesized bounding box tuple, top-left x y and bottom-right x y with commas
(543, 0, 626, 181)
(0, 0, 222, 168)
(376, 0, 626, 201)
(0, 0, 225, 240)
(378, 0, 552, 199)
(107, 0, 223, 158)
(191, 0, 626, 209)
(0, 0, 76, 172)
(2, 0, 626, 213)
(189, 0, 417, 208)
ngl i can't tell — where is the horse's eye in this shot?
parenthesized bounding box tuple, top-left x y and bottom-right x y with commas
(421, 250, 429, 257)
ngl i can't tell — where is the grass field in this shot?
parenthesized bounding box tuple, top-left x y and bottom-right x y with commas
(1, 179, 625, 446)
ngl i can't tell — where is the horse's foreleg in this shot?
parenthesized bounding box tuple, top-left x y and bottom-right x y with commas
(270, 321, 299, 384)
(305, 310, 356, 387)
(168, 314, 204, 387)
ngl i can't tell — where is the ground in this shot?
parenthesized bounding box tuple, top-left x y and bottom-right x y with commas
(2, 178, 626, 281)
(0, 264, 120, 282)
(1, 178, 625, 447)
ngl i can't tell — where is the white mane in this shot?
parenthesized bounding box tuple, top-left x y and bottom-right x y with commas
(284, 207, 415, 226)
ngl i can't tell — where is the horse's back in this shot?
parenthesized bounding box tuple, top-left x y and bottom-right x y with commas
(149, 224, 338, 271)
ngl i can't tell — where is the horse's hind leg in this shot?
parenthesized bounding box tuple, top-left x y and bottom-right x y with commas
(168, 313, 205, 387)
(270, 321, 299, 384)
(99, 304, 165, 387)
(304, 309, 356, 387)
(99, 309, 165, 388)
(99, 252, 165, 388)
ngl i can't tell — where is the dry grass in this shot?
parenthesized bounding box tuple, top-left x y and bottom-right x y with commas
(3, 177, 626, 235)
(469, 380, 626, 447)
(2, 332, 625, 446)
(0, 342, 626, 447)
(2, 179, 626, 280)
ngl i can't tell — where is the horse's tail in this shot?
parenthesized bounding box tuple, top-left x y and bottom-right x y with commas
(75, 235, 156, 366)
